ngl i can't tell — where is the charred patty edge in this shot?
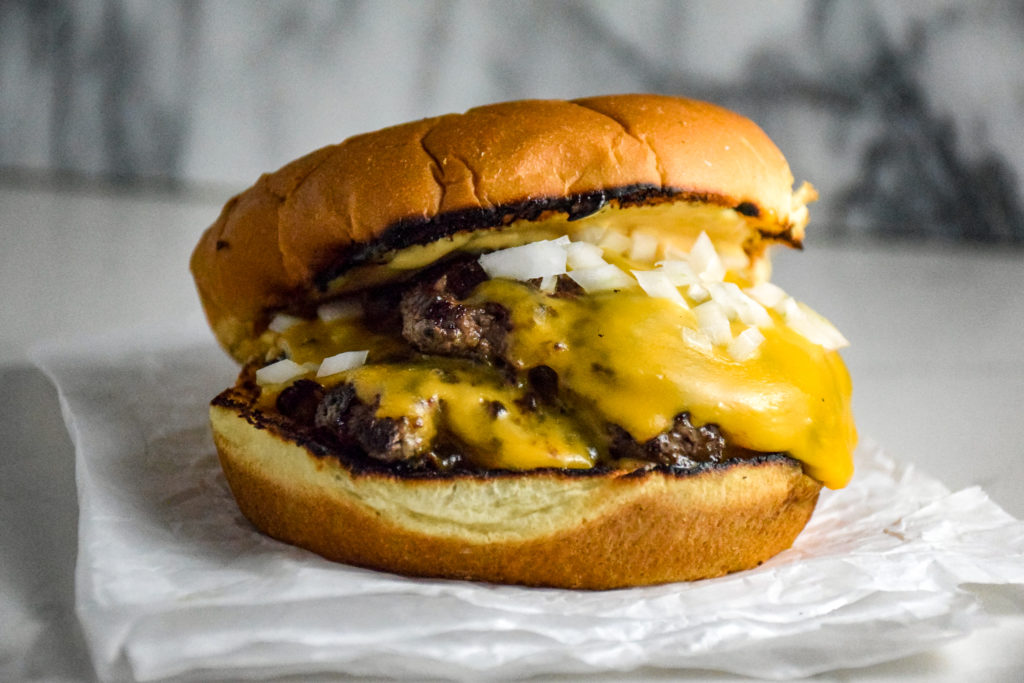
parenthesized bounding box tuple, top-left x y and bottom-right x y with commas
(312, 185, 799, 291)
(212, 385, 802, 482)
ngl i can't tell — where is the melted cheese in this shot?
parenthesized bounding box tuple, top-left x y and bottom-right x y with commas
(468, 280, 855, 488)
(273, 273, 855, 489)
(346, 362, 595, 470)
(321, 201, 775, 297)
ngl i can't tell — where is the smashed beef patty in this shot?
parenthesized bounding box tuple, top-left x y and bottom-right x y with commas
(273, 256, 743, 471)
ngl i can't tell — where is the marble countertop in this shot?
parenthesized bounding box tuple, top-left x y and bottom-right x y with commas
(2, 182, 1023, 681)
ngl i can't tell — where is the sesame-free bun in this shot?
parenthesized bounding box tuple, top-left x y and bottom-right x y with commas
(191, 94, 815, 363)
(211, 385, 821, 590)
(194, 95, 830, 588)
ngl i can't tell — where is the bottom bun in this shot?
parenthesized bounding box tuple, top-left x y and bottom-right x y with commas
(210, 388, 822, 589)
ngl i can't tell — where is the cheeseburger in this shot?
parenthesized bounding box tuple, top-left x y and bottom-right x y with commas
(191, 94, 856, 589)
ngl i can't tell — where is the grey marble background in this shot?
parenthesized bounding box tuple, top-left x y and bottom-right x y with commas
(3, 0, 1024, 242)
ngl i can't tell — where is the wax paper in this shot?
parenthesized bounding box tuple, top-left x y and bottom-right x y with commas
(32, 320, 1024, 682)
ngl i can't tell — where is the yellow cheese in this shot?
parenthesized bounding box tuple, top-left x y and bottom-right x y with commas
(468, 280, 855, 488)
(274, 271, 855, 489)
(345, 362, 595, 470)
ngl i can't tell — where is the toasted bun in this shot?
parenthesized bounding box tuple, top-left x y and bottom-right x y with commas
(211, 386, 821, 589)
(191, 94, 814, 363)
(195, 94, 830, 588)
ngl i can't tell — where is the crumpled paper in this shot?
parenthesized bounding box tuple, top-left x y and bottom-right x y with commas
(32, 320, 1024, 682)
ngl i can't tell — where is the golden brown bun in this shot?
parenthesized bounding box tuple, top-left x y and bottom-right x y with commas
(211, 385, 822, 590)
(191, 94, 814, 363)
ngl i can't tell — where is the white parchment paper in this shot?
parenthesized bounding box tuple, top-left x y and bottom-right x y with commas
(32, 320, 1024, 682)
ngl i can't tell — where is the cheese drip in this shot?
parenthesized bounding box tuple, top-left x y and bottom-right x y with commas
(273, 278, 855, 489)
(346, 362, 595, 470)
(467, 279, 855, 488)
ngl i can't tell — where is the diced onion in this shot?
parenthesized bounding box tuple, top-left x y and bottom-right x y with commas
(689, 231, 726, 282)
(728, 326, 766, 361)
(777, 296, 802, 318)
(656, 259, 697, 286)
(575, 225, 607, 245)
(317, 298, 362, 323)
(255, 359, 310, 386)
(567, 263, 634, 293)
(662, 243, 690, 260)
(268, 313, 303, 333)
(720, 251, 750, 273)
(693, 300, 732, 346)
(632, 270, 688, 308)
(707, 282, 740, 321)
(539, 274, 558, 293)
(745, 282, 788, 309)
(682, 326, 713, 353)
(782, 298, 850, 350)
(316, 350, 369, 378)
(598, 230, 632, 254)
(708, 282, 772, 328)
(687, 282, 710, 304)
(628, 232, 659, 262)
(566, 241, 607, 270)
(736, 298, 772, 328)
(478, 239, 568, 281)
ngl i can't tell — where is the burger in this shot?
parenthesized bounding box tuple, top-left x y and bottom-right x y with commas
(190, 94, 856, 589)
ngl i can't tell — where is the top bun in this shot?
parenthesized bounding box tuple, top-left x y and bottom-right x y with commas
(191, 94, 814, 363)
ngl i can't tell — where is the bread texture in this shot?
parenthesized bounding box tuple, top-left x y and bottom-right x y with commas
(193, 94, 835, 589)
(191, 94, 814, 363)
(211, 386, 822, 589)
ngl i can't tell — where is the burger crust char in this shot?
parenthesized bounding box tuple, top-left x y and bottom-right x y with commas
(191, 94, 814, 364)
(193, 94, 840, 588)
(212, 387, 821, 589)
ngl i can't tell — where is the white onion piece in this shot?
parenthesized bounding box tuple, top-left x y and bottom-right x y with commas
(687, 282, 710, 303)
(721, 251, 750, 273)
(478, 239, 568, 281)
(268, 313, 303, 333)
(708, 282, 772, 328)
(316, 350, 369, 378)
(693, 300, 732, 346)
(255, 359, 310, 386)
(539, 274, 558, 293)
(706, 282, 740, 320)
(567, 263, 634, 292)
(736, 297, 772, 328)
(317, 298, 362, 323)
(598, 230, 632, 254)
(682, 326, 713, 353)
(575, 225, 607, 245)
(566, 241, 607, 269)
(662, 243, 689, 260)
(745, 282, 788, 309)
(782, 299, 850, 350)
(656, 259, 697, 286)
(777, 296, 801, 318)
(628, 232, 659, 262)
(689, 231, 726, 282)
(728, 326, 766, 361)
(631, 270, 688, 308)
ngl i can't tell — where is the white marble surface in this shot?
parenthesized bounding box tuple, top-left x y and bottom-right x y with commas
(2, 182, 1024, 681)
(3, 0, 1023, 242)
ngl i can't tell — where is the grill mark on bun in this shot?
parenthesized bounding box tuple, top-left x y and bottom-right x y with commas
(735, 201, 760, 217)
(193, 95, 814, 365)
(211, 386, 793, 482)
(313, 184, 720, 290)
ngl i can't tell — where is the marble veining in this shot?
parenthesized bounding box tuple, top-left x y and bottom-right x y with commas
(2, 0, 1022, 242)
